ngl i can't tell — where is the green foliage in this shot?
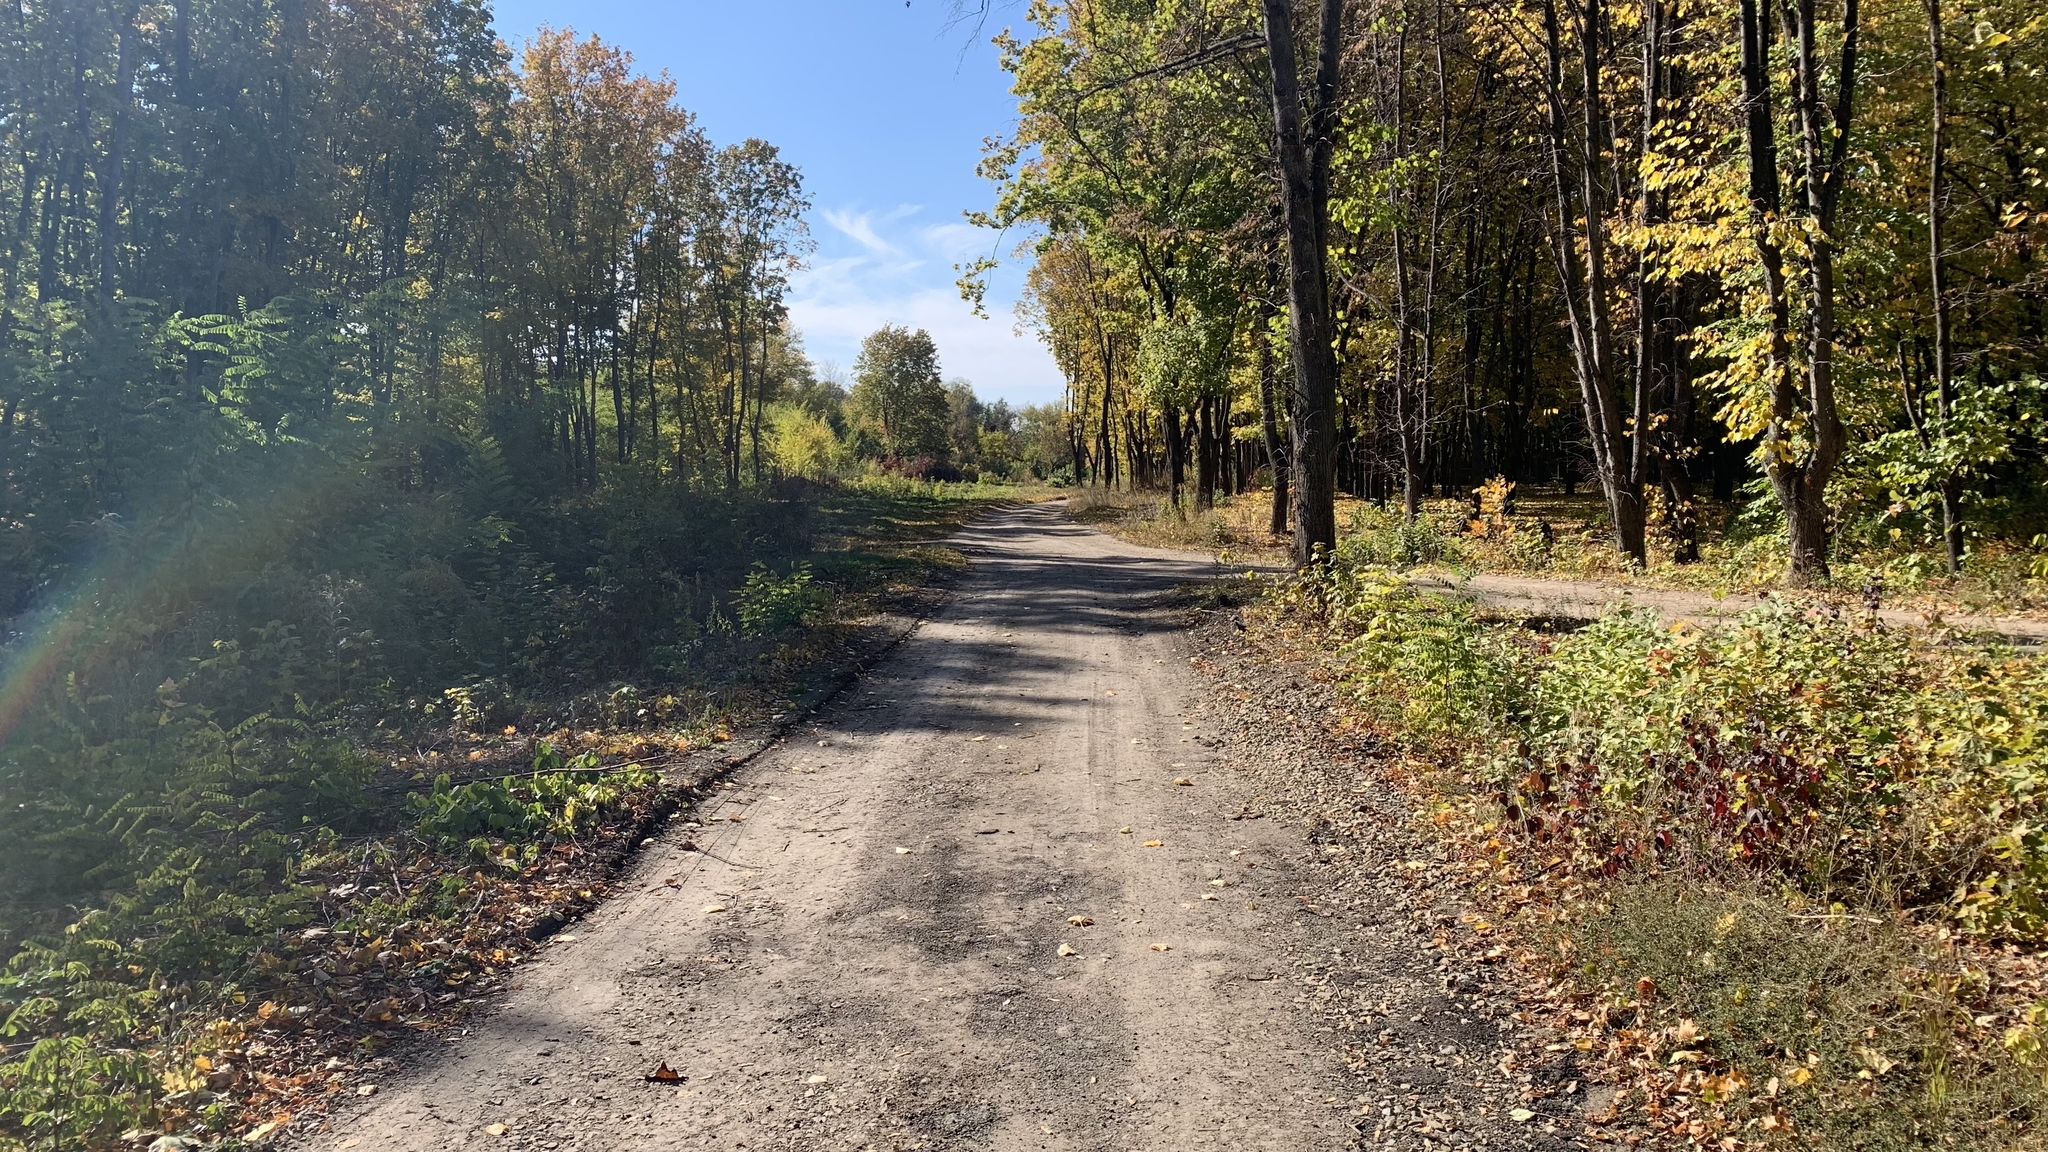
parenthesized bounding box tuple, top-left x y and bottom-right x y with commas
(735, 564, 825, 637)
(0, 1036, 157, 1152)
(1307, 548, 2048, 937)
(1341, 503, 1462, 569)
(850, 326, 951, 462)
(407, 742, 651, 850)
(1303, 563, 1527, 737)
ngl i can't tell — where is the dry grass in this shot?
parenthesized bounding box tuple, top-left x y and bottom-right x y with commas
(1063, 485, 1295, 566)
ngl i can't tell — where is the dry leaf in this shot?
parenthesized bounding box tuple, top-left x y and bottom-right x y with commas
(484, 1123, 509, 1136)
(1149, 942, 1171, 952)
(1057, 943, 1079, 957)
(355, 1085, 378, 1097)
(1117, 827, 1132, 834)
(701, 904, 727, 914)
(894, 846, 912, 854)
(1141, 839, 1164, 848)
(1200, 893, 1219, 901)
(1067, 915, 1094, 926)
(644, 1062, 685, 1083)
(1509, 1108, 1535, 1123)
(970, 735, 986, 742)
(1172, 777, 1192, 786)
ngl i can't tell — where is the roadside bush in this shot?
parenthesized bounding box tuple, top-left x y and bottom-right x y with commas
(735, 563, 826, 636)
(1308, 551, 2048, 937)
(408, 742, 655, 851)
(1342, 503, 1462, 568)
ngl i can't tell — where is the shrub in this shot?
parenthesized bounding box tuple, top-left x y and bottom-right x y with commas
(735, 563, 826, 636)
(407, 742, 653, 850)
(1305, 548, 2048, 937)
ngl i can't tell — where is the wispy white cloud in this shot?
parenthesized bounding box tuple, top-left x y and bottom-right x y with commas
(789, 202, 1061, 406)
(817, 207, 902, 257)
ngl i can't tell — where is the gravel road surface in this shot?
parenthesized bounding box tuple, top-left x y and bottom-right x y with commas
(307, 503, 1563, 1152)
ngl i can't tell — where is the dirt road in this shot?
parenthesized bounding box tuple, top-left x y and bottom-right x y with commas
(309, 503, 1557, 1152)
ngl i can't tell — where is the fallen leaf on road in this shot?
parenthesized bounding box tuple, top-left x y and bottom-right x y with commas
(1208, 879, 1228, 886)
(1057, 943, 1079, 957)
(1141, 839, 1164, 848)
(1105, 690, 1116, 696)
(1172, 777, 1192, 786)
(701, 904, 727, 914)
(355, 1085, 378, 1097)
(484, 1123, 509, 1136)
(895, 846, 912, 854)
(644, 1063, 685, 1083)
(806, 1074, 828, 1084)
(1149, 942, 1171, 952)
(1067, 915, 1094, 926)
(1509, 1108, 1536, 1123)
(1201, 894, 1219, 901)
(970, 736, 986, 742)
(1117, 827, 1132, 834)
(975, 828, 999, 835)
(726, 813, 744, 822)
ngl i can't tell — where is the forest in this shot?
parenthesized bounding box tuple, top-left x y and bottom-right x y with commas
(975, 0, 2048, 587)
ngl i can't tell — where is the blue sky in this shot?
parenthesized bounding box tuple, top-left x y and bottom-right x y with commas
(489, 0, 1062, 407)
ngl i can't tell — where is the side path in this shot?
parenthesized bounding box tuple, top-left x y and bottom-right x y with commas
(1412, 571, 2048, 644)
(304, 502, 1574, 1151)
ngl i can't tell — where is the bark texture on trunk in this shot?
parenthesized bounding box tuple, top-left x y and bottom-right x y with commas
(1262, 0, 1345, 567)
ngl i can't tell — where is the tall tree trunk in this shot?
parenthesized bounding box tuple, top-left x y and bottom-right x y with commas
(1540, 0, 1647, 565)
(1256, 293, 1289, 535)
(1926, 0, 1963, 574)
(1195, 396, 1217, 513)
(98, 4, 139, 309)
(1741, 0, 1857, 581)
(1262, 0, 1345, 566)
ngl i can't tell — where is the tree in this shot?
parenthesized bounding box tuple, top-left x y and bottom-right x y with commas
(1262, 0, 1346, 565)
(851, 325, 951, 462)
(1730, 0, 1860, 581)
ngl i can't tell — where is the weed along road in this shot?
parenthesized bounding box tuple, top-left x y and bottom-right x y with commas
(311, 502, 1543, 1152)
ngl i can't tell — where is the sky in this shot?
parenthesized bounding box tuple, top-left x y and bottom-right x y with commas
(488, 0, 1062, 408)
